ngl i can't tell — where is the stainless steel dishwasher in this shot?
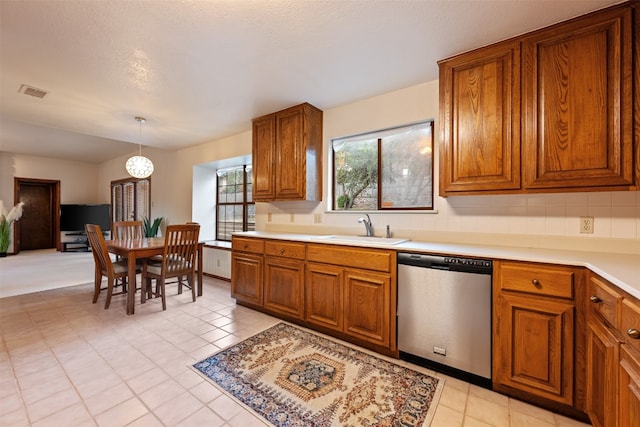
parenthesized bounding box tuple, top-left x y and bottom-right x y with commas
(397, 252, 493, 388)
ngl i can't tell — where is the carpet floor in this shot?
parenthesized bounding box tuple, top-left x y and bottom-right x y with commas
(193, 322, 444, 427)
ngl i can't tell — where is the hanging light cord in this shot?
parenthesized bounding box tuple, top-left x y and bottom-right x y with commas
(136, 116, 145, 156)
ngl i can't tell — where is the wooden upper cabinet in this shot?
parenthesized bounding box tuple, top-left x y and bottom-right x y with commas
(439, 41, 521, 195)
(252, 116, 276, 200)
(439, 2, 638, 196)
(522, 5, 635, 190)
(252, 103, 323, 202)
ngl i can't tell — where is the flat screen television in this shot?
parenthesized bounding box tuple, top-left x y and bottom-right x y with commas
(60, 204, 111, 232)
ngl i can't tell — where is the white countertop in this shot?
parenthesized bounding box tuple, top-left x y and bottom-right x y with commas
(235, 231, 640, 300)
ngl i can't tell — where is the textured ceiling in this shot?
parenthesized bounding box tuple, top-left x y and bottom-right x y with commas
(0, 0, 623, 163)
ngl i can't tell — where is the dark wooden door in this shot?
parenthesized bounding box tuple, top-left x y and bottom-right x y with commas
(16, 179, 59, 251)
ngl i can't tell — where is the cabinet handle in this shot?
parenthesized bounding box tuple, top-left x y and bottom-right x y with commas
(243, 244, 249, 249)
(280, 249, 285, 254)
(531, 279, 541, 287)
(628, 329, 640, 339)
(589, 295, 602, 304)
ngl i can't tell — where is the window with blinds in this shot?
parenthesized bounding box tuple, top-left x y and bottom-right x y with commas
(111, 178, 151, 222)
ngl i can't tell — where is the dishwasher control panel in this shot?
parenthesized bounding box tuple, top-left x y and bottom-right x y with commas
(444, 257, 492, 268)
(398, 253, 492, 274)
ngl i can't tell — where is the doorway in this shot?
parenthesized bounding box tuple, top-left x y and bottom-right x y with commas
(14, 178, 60, 253)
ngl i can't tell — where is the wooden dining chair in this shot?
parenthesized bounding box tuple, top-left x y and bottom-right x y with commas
(112, 220, 144, 239)
(85, 224, 140, 309)
(111, 220, 145, 289)
(141, 223, 200, 310)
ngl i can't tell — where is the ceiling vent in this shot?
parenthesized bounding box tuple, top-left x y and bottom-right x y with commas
(18, 84, 48, 99)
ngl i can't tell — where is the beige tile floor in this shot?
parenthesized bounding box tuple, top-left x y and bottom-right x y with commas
(0, 276, 591, 427)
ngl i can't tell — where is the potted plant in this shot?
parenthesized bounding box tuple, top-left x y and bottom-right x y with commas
(0, 202, 25, 256)
(143, 216, 163, 237)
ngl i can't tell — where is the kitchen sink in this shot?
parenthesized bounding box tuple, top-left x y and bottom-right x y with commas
(317, 235, 409, 245)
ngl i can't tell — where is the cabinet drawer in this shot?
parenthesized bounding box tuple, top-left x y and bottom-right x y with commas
(498, 262, 574, 299)
(621, 297, 640, 354)
(232, 237, 265, 254)
(265, 240, 306, 260)
(589, 275, 622, 328)
(307, 244, 392, 273)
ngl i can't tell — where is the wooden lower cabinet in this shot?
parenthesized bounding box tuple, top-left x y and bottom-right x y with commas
(231, 238, 396, 354)
(619, 345, 640, 427)
(231, 252, 263, 307)
(586, 319, 620, 427)
(306, 263, 344, 332)
(494, 292, 575, 405)
(585, 271, 640, 427)
(493, 261, 577, 408)
(344, 268, 390, 347)
(264, 256, 305, 319)
(306, 263, 392, 349)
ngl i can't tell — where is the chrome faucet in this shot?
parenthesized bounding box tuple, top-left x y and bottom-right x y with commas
(358, 214, 374, 237)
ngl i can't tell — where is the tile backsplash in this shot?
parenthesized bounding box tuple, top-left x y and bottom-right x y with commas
(258, 190, 640, 254)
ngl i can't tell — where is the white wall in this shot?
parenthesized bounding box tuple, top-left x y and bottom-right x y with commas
(256, 80, 640, 254)
(0, 152, 101, 205)
(2, 78, 639, 256)
(98, 130, 253, 234)
(96, 79, 640, 255)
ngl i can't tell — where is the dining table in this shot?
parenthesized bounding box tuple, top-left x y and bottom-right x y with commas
(105, 237, 204, 315)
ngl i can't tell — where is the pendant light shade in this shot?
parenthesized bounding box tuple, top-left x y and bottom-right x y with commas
(125, 155, 154, 178)
(126, 116, 154, 179)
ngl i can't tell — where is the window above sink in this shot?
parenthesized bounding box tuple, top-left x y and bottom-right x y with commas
(331, 120, 434, 212)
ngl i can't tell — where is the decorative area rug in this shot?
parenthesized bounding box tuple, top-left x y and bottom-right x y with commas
(192, 323, 444, 426)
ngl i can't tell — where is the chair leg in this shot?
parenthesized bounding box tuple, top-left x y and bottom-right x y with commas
(159, 278, 167, 310)
(189, 273, 196, 302)
(104, 277, 114, 309)
(178, 276, 183, 294)
(92, 270, 102, 304)
(141, 276, 152, 303)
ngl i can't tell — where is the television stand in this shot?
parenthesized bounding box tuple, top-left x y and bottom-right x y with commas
(62, 241, 90, 252)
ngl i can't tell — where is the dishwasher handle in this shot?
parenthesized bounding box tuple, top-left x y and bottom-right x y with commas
(397, 253, 448, 269)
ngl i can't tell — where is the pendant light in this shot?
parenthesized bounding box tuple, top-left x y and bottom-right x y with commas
(125, 116, 154, 178)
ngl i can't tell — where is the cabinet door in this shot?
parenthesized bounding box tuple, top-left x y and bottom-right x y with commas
(264, 256, 305, 319)
(494, 292, 574, 405)
(522, 6, 634, 189)
(231, 252, 263, 307)
(306, 263, 344, 332)
(439, 41, 521, 195)
(586, 319, 620, 427)
(344, 269, 390, 347)
(252, 115, 276, 201)
(619, 346, 640, 427)
(275, 106, 305, 199)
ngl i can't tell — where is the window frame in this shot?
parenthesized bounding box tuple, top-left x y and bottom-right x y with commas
(215, 164, 255, 241)
(331, 120, 434, 212)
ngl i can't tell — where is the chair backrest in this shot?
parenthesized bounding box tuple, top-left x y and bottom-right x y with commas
(112, 221, 144, 239)
(85, 224, 113, 274)
(161, 224, 200, 275)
